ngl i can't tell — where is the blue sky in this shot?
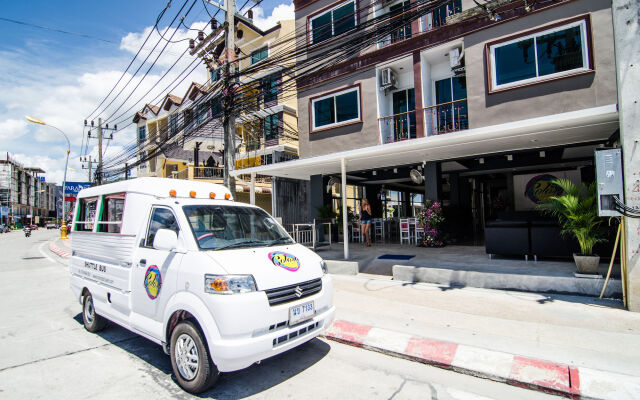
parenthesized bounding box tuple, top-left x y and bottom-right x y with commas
(0, 0, 292, 184)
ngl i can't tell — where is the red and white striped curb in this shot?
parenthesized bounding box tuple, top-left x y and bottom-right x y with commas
(324, 320, 640, 400)
(48, 241, 71, 258)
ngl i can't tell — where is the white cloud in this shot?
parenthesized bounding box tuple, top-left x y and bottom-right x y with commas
(0, 20, 210, 185)
(252, 3, 295, 31)
(0, 119, 27, 140)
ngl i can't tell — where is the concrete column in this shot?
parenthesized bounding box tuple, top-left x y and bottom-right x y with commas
(613, 0, 640, 311)
(413, 51, 425, 137)
(341, 158, 349, 260)
(250, 172, 256, 205)
(423, 161, 442, 202)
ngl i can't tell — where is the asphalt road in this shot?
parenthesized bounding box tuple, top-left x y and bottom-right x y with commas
(0, 229, 559, 399)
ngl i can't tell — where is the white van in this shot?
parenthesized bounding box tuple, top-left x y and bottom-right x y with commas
(69, 177, 335, 393)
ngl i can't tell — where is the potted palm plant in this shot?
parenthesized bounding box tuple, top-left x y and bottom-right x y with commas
(537, 179, 605, 274)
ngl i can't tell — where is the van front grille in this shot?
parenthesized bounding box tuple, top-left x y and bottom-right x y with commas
(264, 278, 322, 306)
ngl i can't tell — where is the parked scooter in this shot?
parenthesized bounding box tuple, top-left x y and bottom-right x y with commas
(24, 227, 31, 237)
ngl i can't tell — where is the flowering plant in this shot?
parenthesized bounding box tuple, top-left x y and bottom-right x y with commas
(416, 201, 445, 247)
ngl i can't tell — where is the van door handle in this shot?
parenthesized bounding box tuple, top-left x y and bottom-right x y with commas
(139, 259, 146, 266)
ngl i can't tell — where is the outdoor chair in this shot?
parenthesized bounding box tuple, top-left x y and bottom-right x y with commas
(351, 222, 362, 242)
(399, 218, 411, 245)
(373, 219, 384, 242)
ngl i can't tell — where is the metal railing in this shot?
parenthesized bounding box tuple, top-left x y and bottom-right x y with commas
(169, 169, 189, 180)
(237, 174, 272, 184)
(423, 98, 468, 136)
(193, 166, 224, 179)
(379, 110, 417, 144)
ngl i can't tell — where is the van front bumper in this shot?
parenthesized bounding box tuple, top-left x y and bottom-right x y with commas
(210, 304, 335, 372)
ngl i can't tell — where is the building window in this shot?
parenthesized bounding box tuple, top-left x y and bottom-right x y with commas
(138, 126, 146, 141)
(420, 0, 461, 32)
(432, 76, 468, 133)
(264, 114, 279, 141)
(196, 103, 208, 126)
(262, 74, 279, 104)
(389, 1, 412, 43)
(310, 1, 356, 45)
(488, 19, 591, 91)
(210, 68, 221, 83)
(311, 85, 361, 131)
(168, 113, 178, 137)
(251, 46, 268, 64)
(210, 97, 222, 117)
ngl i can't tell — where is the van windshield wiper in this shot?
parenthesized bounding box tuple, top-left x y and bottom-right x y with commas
(267, 236, 294, 246)
(216, 240, 269, 250)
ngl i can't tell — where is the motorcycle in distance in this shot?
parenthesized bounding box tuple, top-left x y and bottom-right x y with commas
(24, 227, 31, 237)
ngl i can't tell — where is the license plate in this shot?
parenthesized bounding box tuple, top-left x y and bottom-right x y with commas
(289, 301, 315, 326)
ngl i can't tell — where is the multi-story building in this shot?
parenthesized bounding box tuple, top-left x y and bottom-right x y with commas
(134, 14, 299, 214)
(232, 0, 619, 241)
(0, 153, 57, 226)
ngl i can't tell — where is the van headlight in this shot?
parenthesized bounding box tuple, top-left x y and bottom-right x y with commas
(204, 274, 257, 294)
(320, 260, 328, 274)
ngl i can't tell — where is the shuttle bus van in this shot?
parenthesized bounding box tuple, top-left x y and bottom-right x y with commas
(69, 177, 335, 393)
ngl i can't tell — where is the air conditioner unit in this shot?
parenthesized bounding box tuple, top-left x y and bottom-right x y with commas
(449, 48, 461, 68)
(379, 67, 396, 91)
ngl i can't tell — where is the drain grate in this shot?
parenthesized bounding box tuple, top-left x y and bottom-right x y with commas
(22, 256, 45, 260)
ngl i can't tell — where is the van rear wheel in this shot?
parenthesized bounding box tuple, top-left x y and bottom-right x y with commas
(170, 320, 219, 394)
(82, 292, 107, 332)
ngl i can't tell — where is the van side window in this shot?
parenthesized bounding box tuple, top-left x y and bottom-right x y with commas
(145, 208, 179, 247)
(97, 194, 125, 233)
(75, 197, 98, 231)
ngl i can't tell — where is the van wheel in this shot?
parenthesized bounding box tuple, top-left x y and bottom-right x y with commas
(82, 292, 107, 332)
(170, 320, 219, 394)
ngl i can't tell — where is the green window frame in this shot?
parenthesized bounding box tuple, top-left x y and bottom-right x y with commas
(251, 46, 268, 65)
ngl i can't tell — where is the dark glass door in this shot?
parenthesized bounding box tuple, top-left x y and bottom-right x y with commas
(392, 88, 416, 141)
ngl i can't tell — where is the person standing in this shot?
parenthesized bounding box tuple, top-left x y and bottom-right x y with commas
(360, 198, 372, 246)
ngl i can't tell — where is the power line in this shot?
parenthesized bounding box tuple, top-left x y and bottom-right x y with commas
(0, 17, 118, 44)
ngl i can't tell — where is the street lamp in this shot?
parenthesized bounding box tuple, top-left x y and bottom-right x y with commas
(25, 116, 71, 239)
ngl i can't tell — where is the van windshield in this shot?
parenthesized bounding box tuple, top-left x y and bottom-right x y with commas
(182, 205, 294, 250)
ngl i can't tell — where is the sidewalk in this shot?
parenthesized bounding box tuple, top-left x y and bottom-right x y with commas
(324, 274, 640, 399)
(48, 236, 70, 258)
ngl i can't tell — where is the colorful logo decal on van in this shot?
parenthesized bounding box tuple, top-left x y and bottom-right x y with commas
(268, 251, 300, 272)
(144, 265, 162, 299)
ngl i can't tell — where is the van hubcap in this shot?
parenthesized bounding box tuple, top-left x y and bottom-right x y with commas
(84, 297, 95, 324)
(175, 334, 199, 380)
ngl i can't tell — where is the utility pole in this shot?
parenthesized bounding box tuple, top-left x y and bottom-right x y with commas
(84, 118, 116, 185)
(98, 118, 103, 184)
(612, 0, 640, 311)
(192, 0, 239, 196)
(223, 0, 237, 197)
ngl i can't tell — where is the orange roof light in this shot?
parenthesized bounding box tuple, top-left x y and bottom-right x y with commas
(225, 193, 231, 200)
(169, 190, 177, 197)
(209, 192, 216, 199)
(190, 191, 196, 198)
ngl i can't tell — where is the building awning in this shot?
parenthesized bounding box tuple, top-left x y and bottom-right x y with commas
(230, 105, 618, 180)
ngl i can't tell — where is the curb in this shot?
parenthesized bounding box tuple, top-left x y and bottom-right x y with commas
(49, 241, 71, 259)
(323, 320, 640, 400)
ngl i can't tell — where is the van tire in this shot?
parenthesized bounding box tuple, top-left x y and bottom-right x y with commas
(82, 292, 107, 333)
(170, 320, 219, 394)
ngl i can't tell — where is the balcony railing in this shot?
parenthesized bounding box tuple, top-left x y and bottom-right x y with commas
(379, 110, 417, 144)
(194, 166, 224, 179)
(424, 98, 468, 136)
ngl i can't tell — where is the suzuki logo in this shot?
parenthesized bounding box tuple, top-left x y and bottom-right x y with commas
(294, 286, 303, 298)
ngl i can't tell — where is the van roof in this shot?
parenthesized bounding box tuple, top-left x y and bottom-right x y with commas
(77, 177, 233, 200)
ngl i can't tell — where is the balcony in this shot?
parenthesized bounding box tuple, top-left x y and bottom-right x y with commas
(424, 98, 468, 136)
(379, 110, 417, 144)
(194, 166, 224, 179)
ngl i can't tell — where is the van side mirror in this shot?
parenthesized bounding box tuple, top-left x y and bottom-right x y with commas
(153, 229, 178, 251)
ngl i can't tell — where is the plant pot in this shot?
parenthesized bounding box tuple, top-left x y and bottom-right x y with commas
(573, 254, 600, 274)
